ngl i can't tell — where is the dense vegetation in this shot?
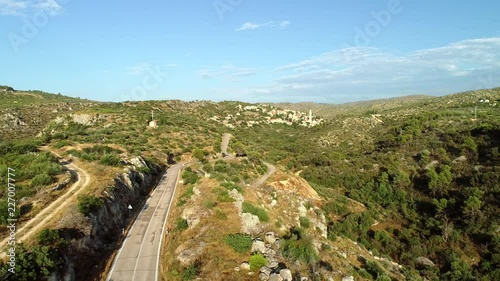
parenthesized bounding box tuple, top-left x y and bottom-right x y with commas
(0, 86, 498, 280)
(232, 93, 500, 280)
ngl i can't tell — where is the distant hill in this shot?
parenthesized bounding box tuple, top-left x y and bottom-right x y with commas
(0, 85, 97, 140)
(0, 85, 87, 109)
(274, 88, 500, 119)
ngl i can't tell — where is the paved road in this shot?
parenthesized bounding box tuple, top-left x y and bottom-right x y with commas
(107, 163, 184, 281)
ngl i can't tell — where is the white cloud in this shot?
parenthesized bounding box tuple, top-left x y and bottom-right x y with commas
(127, 63, 178, 75)
(35, 0, 62, 16)
(0, 0, 28, 15)
(0, 0, 65, 16)
(197, 64, 256, 80)
(247, 37, 500, 102)
(127, 63, 151, 75)
(279, 20, 291, 29)
(235, 20, 291, 31)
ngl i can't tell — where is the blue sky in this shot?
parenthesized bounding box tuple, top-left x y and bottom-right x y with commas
(1, 0, 500, 103)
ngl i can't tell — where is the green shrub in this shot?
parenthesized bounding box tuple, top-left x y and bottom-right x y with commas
(100, 154, 121, 166)
(181, 263, 199, 281)
(221, 182, 243, 193)
(213, 187, 234, 203)
(31, 173, 52, 187)
(281, 234, 318, 265)
(203, 200, 217, 209)
(365, 260, 386, 279)
(249, 253, 267, 271)
(0, 244, 61, 279)
(136, 166, 151, 173)
(214, 208, 227, 220)
(37, 229, 63, 246)
(176, 218, 189, 231)
(182, 168, 200, 184)
(77, 195, 104, 216)
(53, 140, 73, 149)
(299, 216, 311, 228)
(242, 202, 269, 222)
(224, 234, 252, 253)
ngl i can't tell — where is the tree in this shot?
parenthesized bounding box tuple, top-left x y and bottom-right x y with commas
(192, 148, 206, 162)
(427, 165, 453, 197)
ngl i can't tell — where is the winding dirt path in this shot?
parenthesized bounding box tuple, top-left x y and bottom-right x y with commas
(0, 147, 91, 254)
(221, 133, 232, 157)
(220, 133, 276, 186)
(254, 162, 276, 187)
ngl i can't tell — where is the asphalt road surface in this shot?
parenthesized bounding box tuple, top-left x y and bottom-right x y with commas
(107, 163, 184, 281)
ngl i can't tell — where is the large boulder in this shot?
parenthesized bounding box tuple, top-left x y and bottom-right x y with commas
(265, 232, 277, 244)
(251, 240, 267, 254)
(415, 256, 436, 268)
(241, 212, 260, 234)
(240, 262, 250, 271)
(279, 269, 293, 281)
(269, 273, 284, 281)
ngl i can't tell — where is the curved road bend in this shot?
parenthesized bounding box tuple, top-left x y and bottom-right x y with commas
(107, 163, 184, 281)
(0, 149, 90, 255)
(220, 133, 276, 186)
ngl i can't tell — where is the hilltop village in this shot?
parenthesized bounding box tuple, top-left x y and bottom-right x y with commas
(210, 104, 324, 128)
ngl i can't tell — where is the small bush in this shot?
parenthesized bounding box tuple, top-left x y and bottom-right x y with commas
(203, 200, 217, 209)
(182, 168, 200, 184)
(249, 253, 267, 271)
(77, 195, 104, 216)
(281, 234, 319, 265)
(242, 202, 269, 222)
(224, 234, 252, 253)
(31, 173, 52, 187)
(37, 229, 63, 246)
(213, 187, 234, 203)
(299, 216, 311, 228)
(181, 263, 199, 281)
(53, 140, 73, 149)
(100, 154, 121, 166)
(136, 166, 151, 173)
(221, 182, 243, 193)
(176, 218, 189, 231)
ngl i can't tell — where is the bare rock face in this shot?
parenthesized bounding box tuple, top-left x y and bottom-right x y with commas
(241, 212, 261, 234)
(182, 207, 201, 228)
(268, 273, 284, 281)
(251, 240, 267, 254)
(453, 155, 467, 164)
(240, 262, 250, 271)
(415, 256, 436, 268)
(279, 269, 293, 281)
(176, 241, 208, 266)
(71, 114, 96, 125)
(342, 276, 355, 281)
(2, 113, 27, 129)
(265, 232, 277, 244)
(129, 156, 148, 168)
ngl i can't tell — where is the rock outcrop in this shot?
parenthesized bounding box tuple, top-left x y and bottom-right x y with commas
(54, 157, 164, 280)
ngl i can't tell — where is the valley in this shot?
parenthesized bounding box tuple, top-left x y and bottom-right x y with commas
(0, 86, 499, 281)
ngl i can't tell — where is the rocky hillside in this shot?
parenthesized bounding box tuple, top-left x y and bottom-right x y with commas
(0, 86, 96, 141)
(0, 86, 499, 280)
